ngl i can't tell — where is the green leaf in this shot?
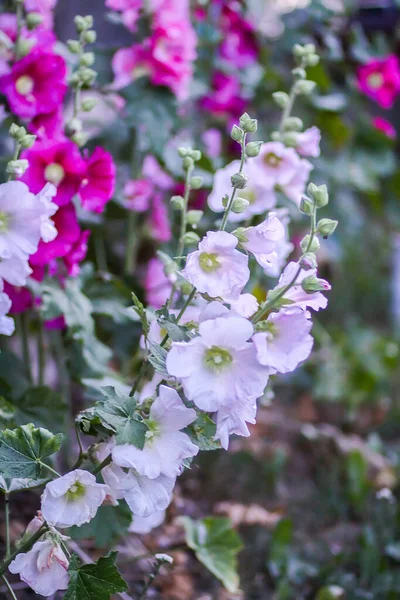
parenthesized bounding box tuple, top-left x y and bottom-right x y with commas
(180, 516, 242, 593)
(69, 503, 132, 549)
(65, 551, 128, 600)
(268, 518, 293, 577)
(14, 386, 67, 433)
(148, 342, 169, 377)
(0, 350, 30, 400)
(94, 387, 147, 448)
(0, 424, 63, 479)
(188, 413, 221, 451)
(131, 292, 150, 338)
(156, 307, 192, 342)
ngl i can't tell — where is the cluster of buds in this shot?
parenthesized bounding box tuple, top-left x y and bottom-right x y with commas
(67, 15, 98, 146)
(6, 123, 36, 177)
(171, 148, 204, 247)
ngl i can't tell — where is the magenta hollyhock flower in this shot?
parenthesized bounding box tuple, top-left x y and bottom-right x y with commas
(28, 107, 64, 140)
(144, 257, 174, 308)
(201, 71, 246, 118)
(30, 203, 80, 267)
(64, 229, 90, 277)
(219, 4, 258, 68)
(112, 44, 151, 90)
(79, 147, 116, 214)
(373, 116, 397, 139)
(0, 49, 67, 120)
(3, 282, 33, 314)
(21, 139, 86, 206)
(105, 0, 143, 32)
(124, 179, 153, 212)
(357, 55, 400, 109)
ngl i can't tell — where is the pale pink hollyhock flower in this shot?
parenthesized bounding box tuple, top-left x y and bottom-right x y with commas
(97, 441, 175, 517)
(182, 231, 250, 302)
(25, 512, 45, 536)
(202, 128, 222, 159)
(230, 293, 259, 318)
(79, 147, 116, 214)
(296, 126, 321, 158)
(129, 510, 166, 534)
(106, 0, 143, 32)
(142, 155, 174, 190)
(253, 307, 313, 374)
(112, 385, 198, 479)
(124, 179, 153, 212)
(272, 261, 331, 311)
(208, 160, 276, 222)
(0, 49, 67, 120)
(254, 141, 301, 188)
(219, 3, 258, 68)
(282, 158, 313, 206)
(167, 311, 270, 412)
(0, 256, 32, 287)
(112, 44, 151, 90)
(21, 139, 86, 206)
(200, 71, 246, 118)
(264, 208, 293, 278)
(144, 257, 174, 308)
(357, 55, 400, 109)
(0, 291, 14, 336)
(9, 539, 69, 597)
(214, 395, 257, 450)
(241, 212, 285, 269)
(373, 116, 397, 139)
(41, 469, 110, 528)
(149, 193, 172, 242)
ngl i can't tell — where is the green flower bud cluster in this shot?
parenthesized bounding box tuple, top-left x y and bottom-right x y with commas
(8, 124, 36, 177)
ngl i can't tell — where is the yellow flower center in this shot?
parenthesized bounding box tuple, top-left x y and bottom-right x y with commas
(199, 252, 221, 273)
(15, 75, 34, 96)
(264, 152, 282, 168)
(367, 73, 384, 90)
(44, 163, 65, 186)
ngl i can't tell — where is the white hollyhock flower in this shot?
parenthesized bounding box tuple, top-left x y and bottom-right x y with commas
(9, 539, 69, 597)
(230, 293, 259, 318)
(0, 181, 57, 261)
(112, 386, 198, 479)
(167, 312, 270, 412)
(263, 208, 293, 278)
(41, 469, 110, 528)
(208, 159, 276, 222)
(182, 231, 250, 302)
(0, 291, 14, 336)
(253, 308, 313, 374)
(37, 183, 58, 242)
(129, 510, 166, 534)
(272, 261, 331, 311)
(97, 441, 175, 517)
(0, 254, 32, 287)
(241, 212, 285, 269)
(214, 396, 257, 450)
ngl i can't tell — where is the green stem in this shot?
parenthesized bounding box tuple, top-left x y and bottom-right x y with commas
(2, 576, 18, 600)
(279, 87, 297, 134)
(16, 313, 32, 384)
(138, 561, 163, 600)
(91, 454, 112, 475)
(14, 0, 23, 62)
(37, 318, 45, 386)
(0, 524, 48, 577)
(40, 463, 60, 478)
(4, 494, 10, 559)
(220, 134, 247, 231)
(72, 424, 87, 470)
(94, 228, 108, 273)
(7, 141, 21, 182)
(125, 211, 138, 276)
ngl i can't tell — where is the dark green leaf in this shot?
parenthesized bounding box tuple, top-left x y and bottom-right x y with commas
(268, 518, 293, 577)
(95, 386, 147, 448)
(65, 552, 128, 600)
(69, 503, 132, 549)
(14, 386, 67, 433)
(0, 424, 63, 479)
(188, 413, 221, 451)
(148, 342, 169, 377)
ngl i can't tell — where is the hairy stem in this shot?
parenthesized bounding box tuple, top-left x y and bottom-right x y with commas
(1, 575, 18, 600)
(4, 495, 10, 559)
(220, 134, 247, 231)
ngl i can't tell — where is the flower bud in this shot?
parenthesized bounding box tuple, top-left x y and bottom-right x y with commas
(270, 131, 281, 142)
(317, 218, 338, 237)
(186, 210, 203, 225)
(282, 131, 299, 147)
(83, 30, 97, 44)
(74, 15, 88, 32)
(183, 231, 200, 245)
(81, 97, 97, 111)
(9, 123, 25, 139)
(307, 183, 329, 208)
(26, 12, 43, 29)
(190, 149, 202, 161)
(300, 252, 317, 270)
(272, 91, 289, 108)
(230, 172, 248, 189)
(183, 156, 194, 170)
(67, 39, 81, 54)
(231, 124, 243, 142)
(232, 227, 248, 243)
(245, 141, 263, 157)
(300, 234, 320, 253)
(190, 176, 203, 190)
(295, 80, 317, 95)
(239, 112, 257, 133)
(71, 132, 88, 147)
(283, 117, 303, 132)
(304, 43, 316, 54)
(178, 147, 188, 157)
(231, 197, 250, 213)
(301, 275, 330, 293)
(306, 54, 320, 67)
(299, 196, 314, 216)
(83, 15, 94, 29)
(80, 52, 95, 67)
(79, 67, 97, 85)
(15, 38, 34, 58)
(20, 134, 36, 149)
(292, 67, 306, 79)
(170, 195, 184, 210)
(6, 159, 29, 176)
(293, 43, 306, 57)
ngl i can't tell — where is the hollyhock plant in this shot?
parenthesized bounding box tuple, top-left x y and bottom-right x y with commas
(129, 510, 166, 534)
(263, 208, 294, 278)
(41, 469, 110, 528)
(112, 385, 198, 479)
(200, 71, 246, 119)
(24, 0, 57, 28)
(182, 231, 250, 302)
(3, 281, 32, 314)
(105, 0, 143, 32)
(296, 126, 321, 158)
(0, 49, 67, 120)
(219, 3, 259, 68)
(112, 43, 151, 90)
(230, 293, 259, 318)
(272, 261, 331, 312)
(124, 179, 153, 212)
(28, 108, 64, 141)
(214, 394, 257, 450)
(240, 213, 286, 269)
(252, 308, 314, 374)
(167, 311, 270, 412)
(21, 139, 86, 206)
(357, 55, 400, 109)
(0, 291, 15, 336)
(79, 147, 116, 214)
(9, 540, 69, 597)
(144, 257, 175, 308)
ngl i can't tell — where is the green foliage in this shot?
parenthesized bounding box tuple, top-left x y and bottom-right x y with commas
(94, 386, 147, 447)
(148, 342, 169, 377)
(65, 552, 128, 600)
(344, 450, 370, 513)
(69, 503, 132, 548)
(0, 423, 62, 479)
(180, 516, 243, 593)
(188, 412, 221, 451)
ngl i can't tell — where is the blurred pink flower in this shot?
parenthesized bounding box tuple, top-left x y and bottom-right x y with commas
(357, 55, 400, 109)
(105, 0, 143, 31)
(0, 49, 67, 119)
(21, 139, 85, 206)
(28, 107, 64, 140)
(79, 147, 116, 214)
(219, 4, 258, 68)
(149, 193, 171, 242)
(24, 0, 57, 28)
(202, 128, 222, 158)
(112, 44, 151, 90)
(142, 155, 174, 190)
(4, 282, 33, 314)
(144, 257, 173, 308)
(296, 126, 321, 158)
(64, 229, 90, 277)
(124, 179, 153, 212)
(201, 71, 246, 118)
(373, 116, 397, 139)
